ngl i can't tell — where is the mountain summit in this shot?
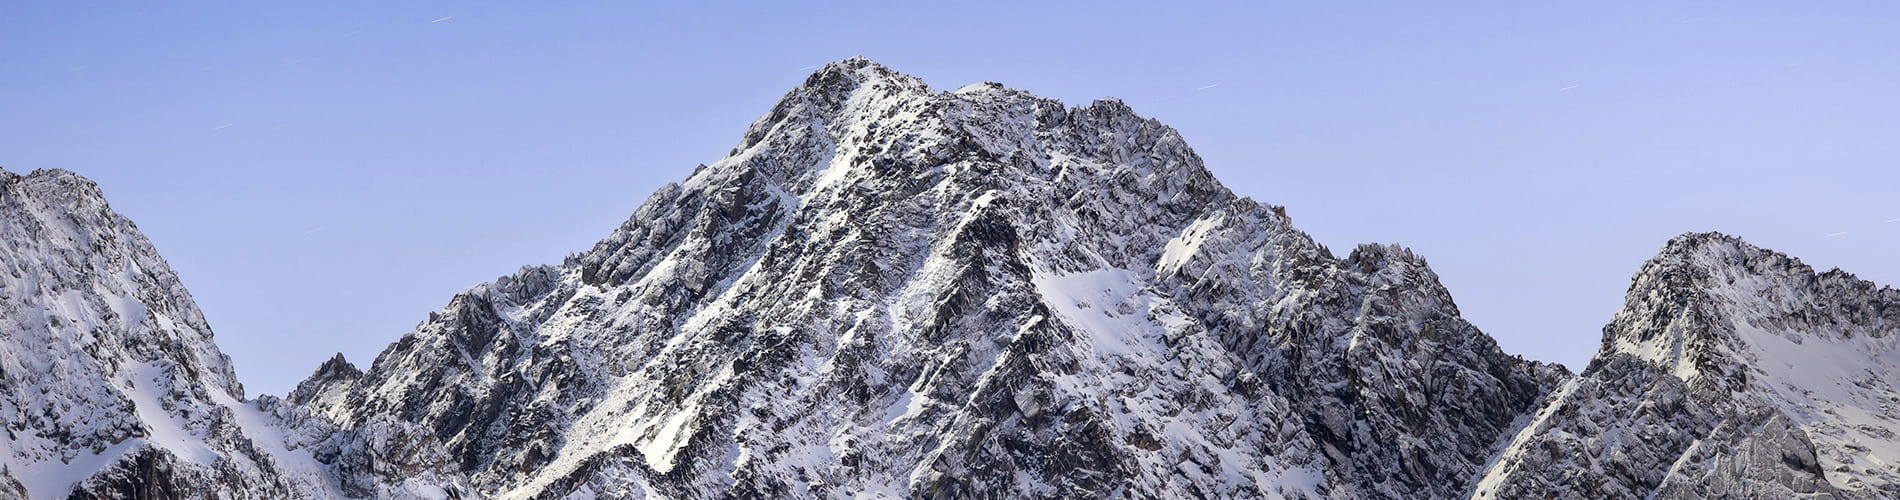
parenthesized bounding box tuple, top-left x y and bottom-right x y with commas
(1474, 232, 1900, 498)
(0, 168, 470, 499)
(292, 58, 1565, 498)
(0, 168, 324, 498)
(13, 59, 1892, 499)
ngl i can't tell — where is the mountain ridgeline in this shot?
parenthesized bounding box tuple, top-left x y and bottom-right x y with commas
(0, 169, 470, 499)
(1, 58, 1894, 498)
(1473, 233, 1900, 498)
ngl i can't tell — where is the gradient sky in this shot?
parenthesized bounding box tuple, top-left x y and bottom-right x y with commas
(3, 1, 1895, 397)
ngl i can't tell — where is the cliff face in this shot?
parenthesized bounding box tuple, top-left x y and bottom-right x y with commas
(293, 58, 1564, 499)
(0, 168, 470, 499)
(1474, 233, 1900, 499)
(13, 58, 1898, 500)
(0, 168, 324, 498)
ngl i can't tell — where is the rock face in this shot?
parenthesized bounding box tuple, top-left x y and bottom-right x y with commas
(292, 58, 1565, 499)
(0, 168, 320, 498)
(0, 168, 469, 499)
(1473, 233, 1900, 499)
(16, 58, 1895, 500)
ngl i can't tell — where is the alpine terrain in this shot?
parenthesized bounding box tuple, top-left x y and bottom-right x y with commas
(289, 58, 1565, 498)
(2, 58, 1895, 499)
(1474, 233, 1900, 499)
(0, 169, 472, 498)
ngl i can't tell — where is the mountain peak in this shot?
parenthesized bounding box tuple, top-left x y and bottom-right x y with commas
(1655, 230, 1760, 262)
(287, 352, 362, 406)
(307, 59, 1565, 498)
(3, 167, 108, 206)
(1, 166, 89, 183)
(808, 56, 891, 79)
(1627, 231, 1805, 300)
(1, 165, 77, 178)
(791, 56, 923, 96)
(1602, 230, 1898, 384)
(1660, 230, 1740, 250)
(0, 162, 352, 497)
(318, 352, 360, 376)
(1482, 235, 1900, 498)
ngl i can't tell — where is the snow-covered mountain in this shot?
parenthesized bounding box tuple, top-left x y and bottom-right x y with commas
(1473, 233, 1900, 499)
(290, 57, 1565, 499)
(11, 58, 1897, 499)
(0, 168, 469, 499)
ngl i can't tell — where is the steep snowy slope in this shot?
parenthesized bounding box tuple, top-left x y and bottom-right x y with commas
(0, 168, 468, 499)
(295, 58, 1565, 499)
(1472, 232, 1900, 499)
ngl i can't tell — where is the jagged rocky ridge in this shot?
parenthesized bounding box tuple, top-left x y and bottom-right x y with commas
(1473, 233, 1900, 499)
(11, 58, 1897, 500)
(0, 168, 471, 499)
(290, 58, 1566, 499)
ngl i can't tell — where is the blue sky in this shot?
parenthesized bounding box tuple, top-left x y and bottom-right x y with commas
(3, 1, 1895, 396)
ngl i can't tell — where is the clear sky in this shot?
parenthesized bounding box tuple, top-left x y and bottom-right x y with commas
(3, 1, 1895, 397)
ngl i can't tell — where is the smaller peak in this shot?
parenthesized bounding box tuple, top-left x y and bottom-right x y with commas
(27, 167, 82, 178)
(20, 167, 94, 185)
(7, 167, 107, 204)
(1075, 97, 1157, 125)
(5, 167, 90, 185)
(1088, 97, 1131, 110)
(1648, 231, 1782, 272)
(315, 352, 360, 376)
(1346, 242, 1429, 271)
(1628, 231, 1866, 301)
(1642, 232, 1754, 272)
(5, 167, 89, 185)
(288, 352, 363, 405)
(1660, 231, 1748, 253)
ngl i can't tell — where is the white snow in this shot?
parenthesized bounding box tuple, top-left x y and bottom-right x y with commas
(1157, 215, 1222, 277)
(1031, 267, 1162, 357)
(122, 362, 219, 464)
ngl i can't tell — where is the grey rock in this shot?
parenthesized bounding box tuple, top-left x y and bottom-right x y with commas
(1473, 233, 1900, 499)
(295, 58, 1564, 499)
(0, 168, 469, 498)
